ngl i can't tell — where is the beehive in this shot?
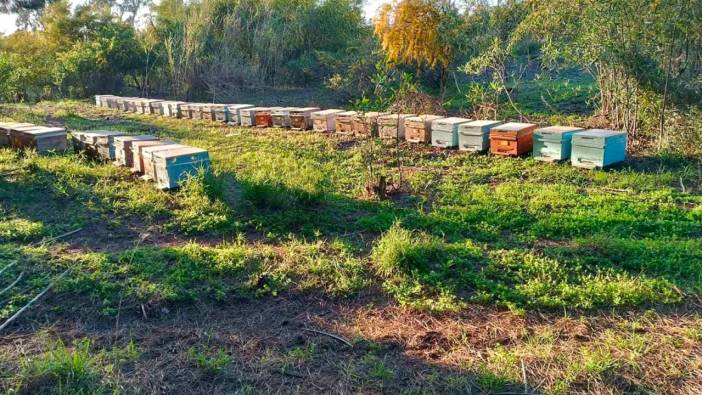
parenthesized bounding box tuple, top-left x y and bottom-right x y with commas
(489, 122, 537, 156)
(240, 107, 266, 127)
(352, 112, 388, 137)
(116, 97, 131, 112)
(378, 114, 415, 140)
(94, 95, 104, 107)
(200, 104, 221, 121)
(146, 100, 164, 115)
(335, 111, 358, 135)
(533, 126, 585, 162)
(126, 98, 139, 112)
(289, 107, 320, 130)
(114, 135, 159, 167)
(131, 140, 180, 174)
(79, 130, 120, 159)
(405, 115, 444, 143)
(93, 131, 127, 161)
(431, 117, 471, 148)
(272, 107, 298, 128)
(8, 126, 67, 153)
(256, 107, 279, 128)
(312, 109, 344, 132)
(151, 147, 211, 190)
(162, 101, 186, 118)
(212, 104, 231, 123)
(571, 129, 627, 169)
(0, 122, 34, 147)
(458, 120, 503, 152)
(134, 99, 149, 114)
(140, 143, 186, 181)
(226, 104, 255, 125)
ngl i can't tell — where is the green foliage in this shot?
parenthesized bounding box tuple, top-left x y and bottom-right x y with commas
(13, 337, 140, 394)
(187, 346, 232, 375)
(0, 218, 44, 241)
(169, 170, 233, 235)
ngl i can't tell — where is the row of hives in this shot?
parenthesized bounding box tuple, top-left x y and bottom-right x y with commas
(95, 95, 628, 169)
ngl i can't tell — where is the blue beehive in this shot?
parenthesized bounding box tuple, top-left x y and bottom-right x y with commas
(571, 129, 627, 169)
(533, 126, 584, 162)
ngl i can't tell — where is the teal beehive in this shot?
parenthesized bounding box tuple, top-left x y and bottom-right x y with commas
(151, 146, 211, 190)
(533, 126, 584, 162)
(571, 129, 627, 169)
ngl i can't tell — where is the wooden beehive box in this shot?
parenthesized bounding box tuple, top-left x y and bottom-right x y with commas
(79, 130, 113, 158)
(571, 129, 627, 169)
(226, 105, 255, 125)
(431, 117, 471, 148)
(0, 122, 34, 148)
(115, 97, 130, 112)
(378, 114, 416, 140)
(140, 143, 186, 180)
(489, 122, 537, 156)
(9, 126, 67, 153)
(151, 147, 211, 190)
(131, 140, 180, 174)
(352, 112, 388, 137)
(94, 95, 104, 107)
(93, 131, 127, 161)
(160, 101, 184, 118)
(272, 107, 298, 128)
(458, 120, 503, 152)
(126, 99, 139, 112)
(211, 104, 231, 123)
(200, 104, 219, 121)
(405, 115, 444, 143)
(533, 126, 584, 162)
(114, 135, 159, 167)
(147, 100, 165, 115)
(256, 107, 279, 128)
(289, 107, 320, 130)
(335, 111, 358, 135)
(240, 107, 265, 127)
(312, 109, 344, 132)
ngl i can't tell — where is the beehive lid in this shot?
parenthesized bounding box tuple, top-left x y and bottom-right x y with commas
(141, 143, 186, 155)
(407, 115, 444, 122)
(433, 117, 471, 126)
(576, 129, 626, 138)
(247, 107, 270, 112)
(11, 125, 48, 132)
(133, 140, 173, 149)
(494, 122, 536, 131)
(115, 135, 158, 143)
(18, 127, 66, 137)
(272, 107, 298, 115)
(337, 111, 358, 117)
(83, 130, 124, 137)
(294, 107, 321, 112)
(152, 146, 209, 160)
(464, 120, 502, 127)
(312, 109, 344, 118)
(227, 104, 254, 110)
(536, 126, 584, 134)
(0, 122, 35, 131)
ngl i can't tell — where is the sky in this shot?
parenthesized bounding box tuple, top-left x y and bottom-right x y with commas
(0, 0, 388, 35)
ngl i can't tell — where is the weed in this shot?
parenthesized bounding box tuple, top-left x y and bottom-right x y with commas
(187, 346, 232, 375)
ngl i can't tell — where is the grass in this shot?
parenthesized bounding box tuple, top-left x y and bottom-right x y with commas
(0, 100, 701, 394)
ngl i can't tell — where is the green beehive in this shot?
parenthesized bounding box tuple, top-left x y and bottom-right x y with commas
(533, 126, 584, 162)
(571, 129, 627, 169)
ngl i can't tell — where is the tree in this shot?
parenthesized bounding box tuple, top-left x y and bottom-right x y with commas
(373, 0, 459, 99)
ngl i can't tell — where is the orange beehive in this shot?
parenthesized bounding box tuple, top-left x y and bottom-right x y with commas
(489, 122, 537, 156)
(255, 107, 279, 128)
(352, 112, 388, 137)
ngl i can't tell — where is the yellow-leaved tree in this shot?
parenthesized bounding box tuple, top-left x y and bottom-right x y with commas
(374, 0, 454, 97)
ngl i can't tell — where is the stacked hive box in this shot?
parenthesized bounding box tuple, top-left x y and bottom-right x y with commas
(141, 144, 187, 181)
(151, 147, 211, 190)
(533, 126, 584, 162)
(405, 115, 444, 143)
(256, 107, 279, 128)
(312, 110, 343, 132)
(212, 104, 231, 123)
(378, 114, 415, 140)
(227, 105, 255, 125)
(8, 125, 67, 153)
(289, 107, 320, 130)
(114, 135, 159, 167)
(131, 140, 176, 173)
(458, 120, 503, 152)
(571, 129, 627, 169)
(335, 111, 358, 135)
(431, 117, 471, 148)
(272, 107, 298, 128)
(489, 123, 536, 156)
